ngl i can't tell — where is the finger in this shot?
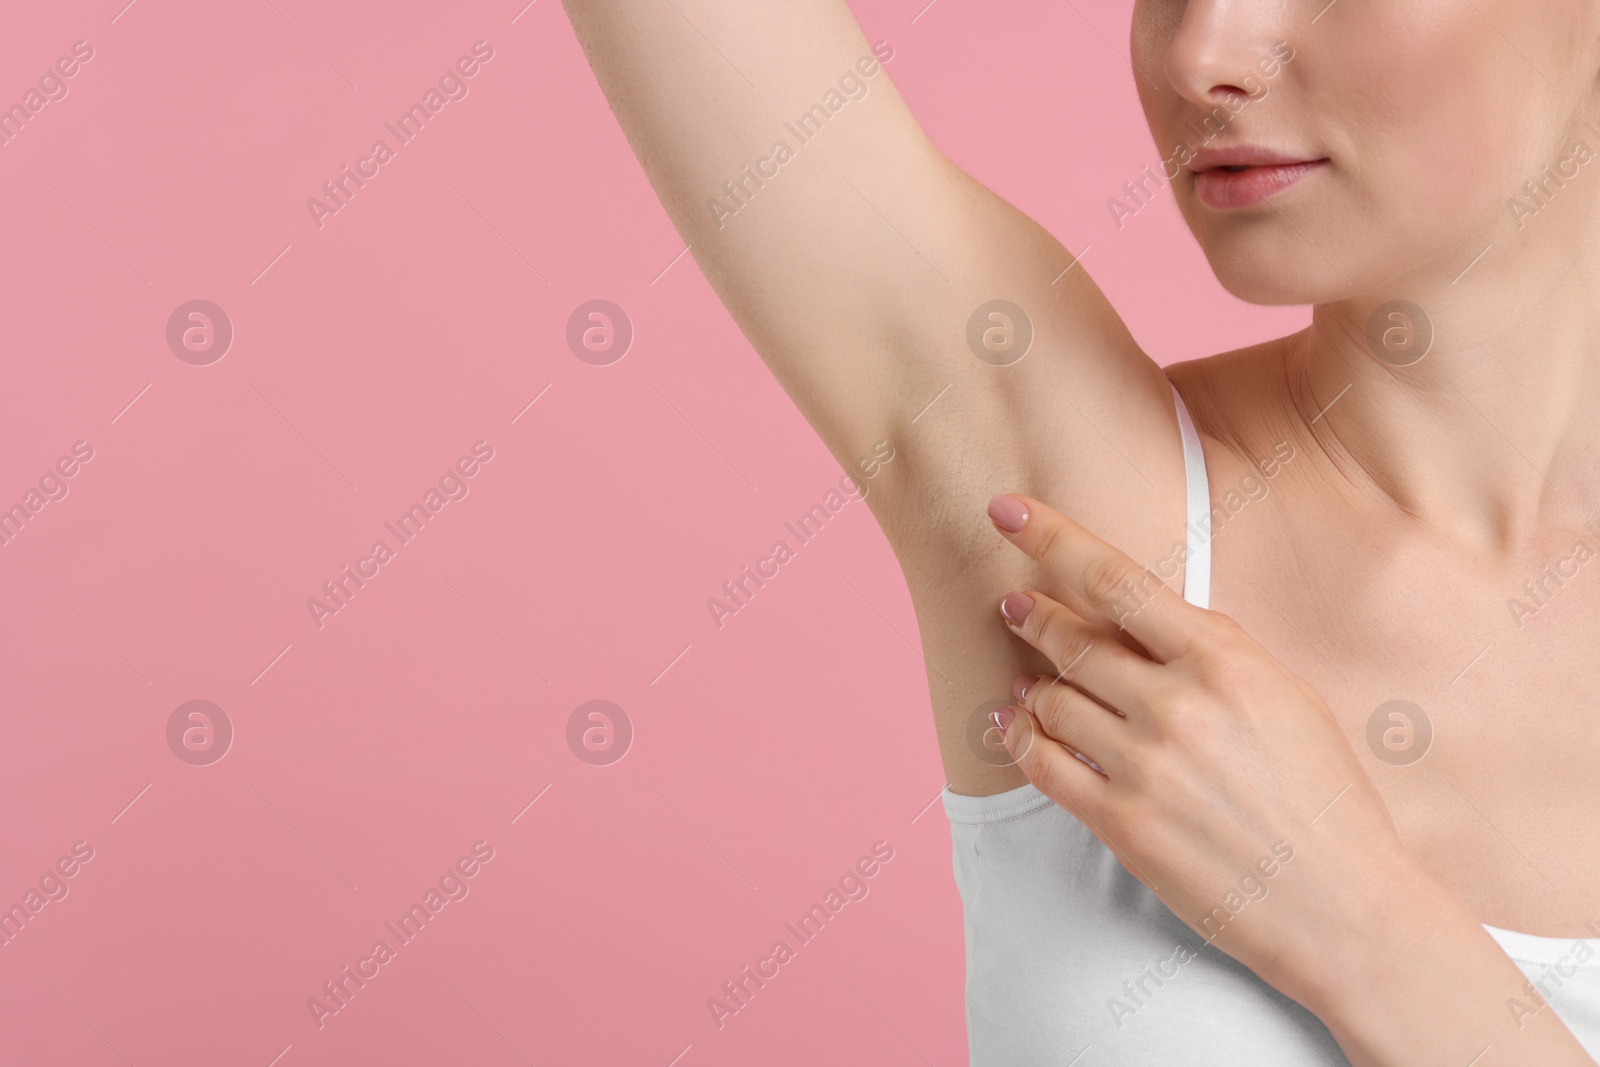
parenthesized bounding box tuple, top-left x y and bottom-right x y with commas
(988, 493, 1204, 663)
(1016, 675, 1124, 774)
(997, 705, 1107, 812)
(1000, 588, 1165, 714)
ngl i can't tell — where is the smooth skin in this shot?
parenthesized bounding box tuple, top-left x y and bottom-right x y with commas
(561, 0, 1600, 1062)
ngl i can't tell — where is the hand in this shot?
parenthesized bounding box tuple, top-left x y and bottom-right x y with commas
(983, 492, 1427, 1011)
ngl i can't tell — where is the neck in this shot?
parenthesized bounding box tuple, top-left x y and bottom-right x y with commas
(1288, 210, 1600, 554)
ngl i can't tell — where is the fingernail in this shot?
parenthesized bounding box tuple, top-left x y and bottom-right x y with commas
(990, 706, 1015, 735)
(1012, 674, 1039, 702)
(987, 494, 1030, 533)
(1000, 591, 1035, 625)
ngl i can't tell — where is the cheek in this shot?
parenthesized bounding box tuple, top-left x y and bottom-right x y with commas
(1375, 111, 1506, 232)
(1342, 16, 1547, 241)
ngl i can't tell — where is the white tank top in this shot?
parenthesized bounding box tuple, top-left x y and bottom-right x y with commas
(941, 382, 1600, 1064)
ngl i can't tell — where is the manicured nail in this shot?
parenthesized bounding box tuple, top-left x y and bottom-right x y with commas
(990, 706, 1015, 734)
(1012, 675, 1039, 702)
(1000, 591, 1035, 626)
(987, 494, 1030, 533)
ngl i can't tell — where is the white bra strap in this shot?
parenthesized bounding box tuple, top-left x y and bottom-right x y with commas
(1170, 382, 1212, 610)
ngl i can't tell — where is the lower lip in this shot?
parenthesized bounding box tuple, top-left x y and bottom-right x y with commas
(1193, 161, 1326, 210)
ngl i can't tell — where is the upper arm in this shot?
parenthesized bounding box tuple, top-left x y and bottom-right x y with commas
(565, 0, 1180, 520)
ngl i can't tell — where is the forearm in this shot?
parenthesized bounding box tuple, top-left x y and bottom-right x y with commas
(1298, 866, 1593, 1066)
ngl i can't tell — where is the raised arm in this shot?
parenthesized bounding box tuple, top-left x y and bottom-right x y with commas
(563, 1, 1193, 801)
(559, 0, 1179, 492)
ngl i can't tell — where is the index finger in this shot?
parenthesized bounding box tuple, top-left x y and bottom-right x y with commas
(987, 492, 1202, 663)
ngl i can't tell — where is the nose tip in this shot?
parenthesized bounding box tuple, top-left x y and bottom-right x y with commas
(1159, 4, 1289, 109)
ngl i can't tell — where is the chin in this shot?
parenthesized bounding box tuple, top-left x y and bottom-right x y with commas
(1195, 236, 1343, 307)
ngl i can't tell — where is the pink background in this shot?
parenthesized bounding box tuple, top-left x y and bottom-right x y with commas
(0, 1, 1306, 1064)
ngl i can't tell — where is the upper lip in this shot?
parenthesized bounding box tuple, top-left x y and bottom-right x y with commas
(1187, 146, 1325, 173)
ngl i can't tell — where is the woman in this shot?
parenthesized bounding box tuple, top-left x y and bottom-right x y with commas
(562, 1, 1600, 1062)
